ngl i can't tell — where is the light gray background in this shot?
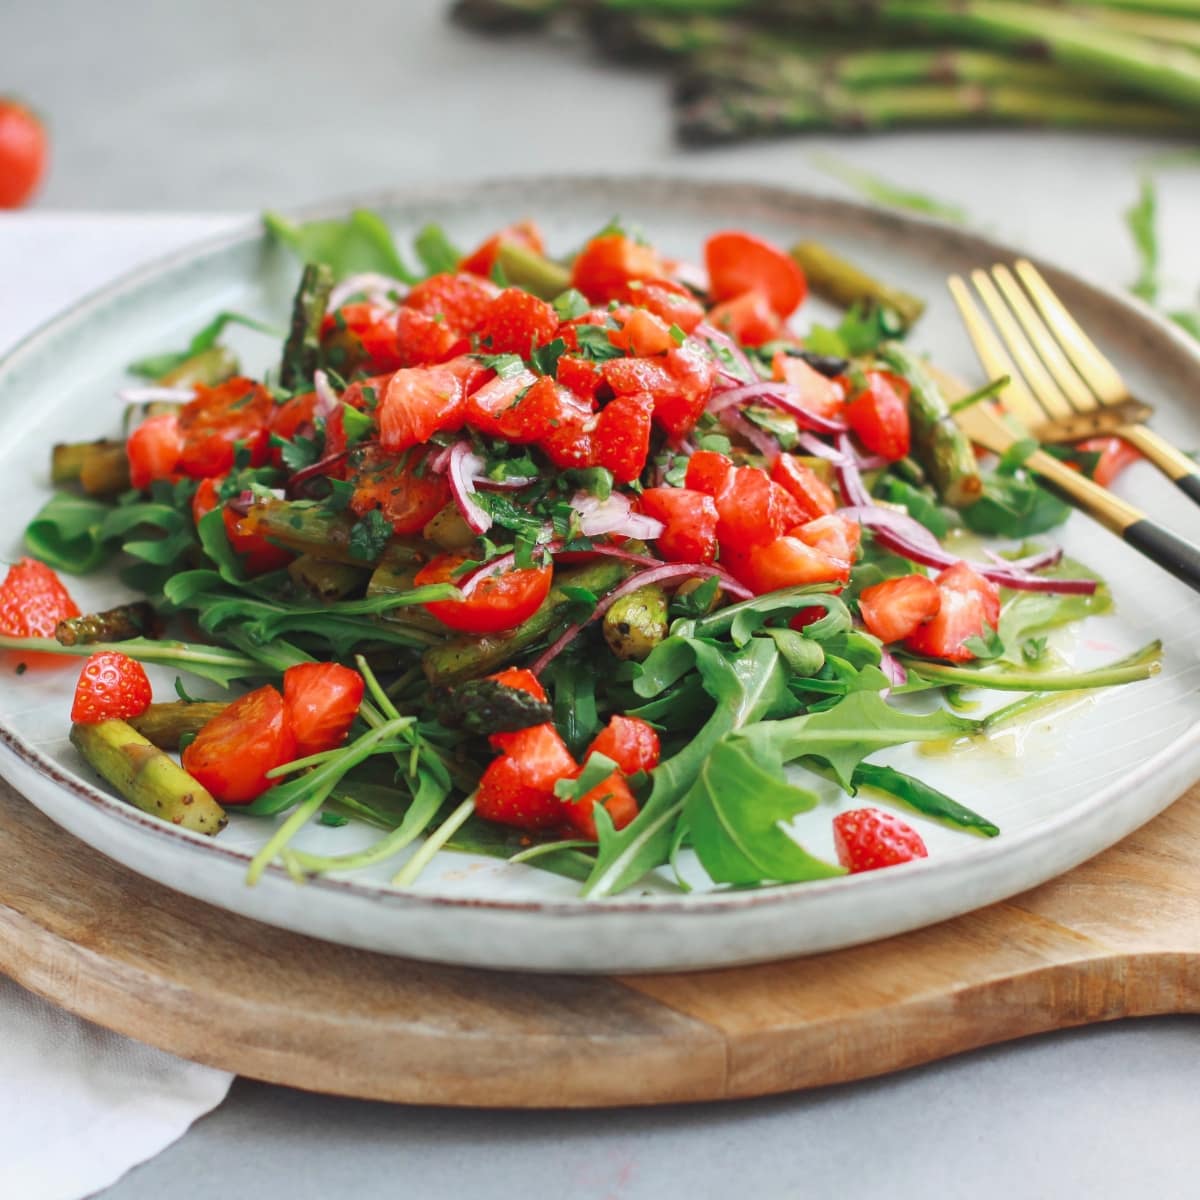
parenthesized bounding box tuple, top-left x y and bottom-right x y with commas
(3, 1, 1200, 1196)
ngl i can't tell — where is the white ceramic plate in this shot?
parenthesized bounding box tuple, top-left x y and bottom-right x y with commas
(3, 177, 1200, 973)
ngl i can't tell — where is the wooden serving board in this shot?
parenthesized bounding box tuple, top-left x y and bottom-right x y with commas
(1, 774, 1199, 1109)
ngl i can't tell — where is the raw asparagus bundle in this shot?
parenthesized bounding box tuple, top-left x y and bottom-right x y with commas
(451, 0, 1200, 142)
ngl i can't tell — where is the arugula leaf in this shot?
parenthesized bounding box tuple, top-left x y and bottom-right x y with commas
(851, 762, 998, 837)
(749, 690, 981, 791)
(877, 476, 950, 538)
(808, 151, 969, 225)
(684, 736, 841, 886)
(995, 557, 1111, 661)
(804, 301, 904, 360)
(23, 493, 114, 574)
(413, 223, 462, 276)
(554, 753, 619, 802)
(128, 311, 279, 379)
(960, 459, 1071, 539)
(1126, 176, 1159, 304)
(581, 636, 791, 897)
(743, 405, 798, 451)
(264, 209, 417, 283)
(473, 352, 526, 379)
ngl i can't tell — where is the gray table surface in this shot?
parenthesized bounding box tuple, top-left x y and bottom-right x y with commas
(4, 1, 1200, 1196)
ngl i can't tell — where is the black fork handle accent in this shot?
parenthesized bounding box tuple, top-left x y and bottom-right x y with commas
(1124, 519, 1200, 594)
(1176, 471, 1200, 508)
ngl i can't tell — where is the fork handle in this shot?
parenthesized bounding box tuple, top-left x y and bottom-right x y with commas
(1123, 521, 1200, 594)
(1026, 448, 1200, 595)
(1118, 424, 1200, 508)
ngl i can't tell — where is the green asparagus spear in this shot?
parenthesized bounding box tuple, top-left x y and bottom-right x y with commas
(603, 584, 670, 660)
(878, 342, 983, 508)
(128, 701, 231, 750)
(791, 241, 925, 331)
(50, 440, 132, 496)
(422, 559, 630, 685)
(281, 263, 334, 392)
(494, 241, 572, 299)
(56, 602, 160, 647)
(70, 719, 228, 835)
(157, 345, 239, 388)
(241, 498, 366, 564)
(287, 554, 369, 601)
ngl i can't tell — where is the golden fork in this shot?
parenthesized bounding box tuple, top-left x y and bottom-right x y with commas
(951, 260, 1200, 504)
(944, 281, 1200, 594)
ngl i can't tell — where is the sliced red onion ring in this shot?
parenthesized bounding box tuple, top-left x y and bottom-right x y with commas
(116, 385, 196, 404)
(447, 441, 492, 536)
(287, 449, 349, 496)
(694, 322, 757, 384)
(328, 273, 409, 310)
(571, 491, 664, 541)
(838, 504, 1095, 594)
(720, 409, 781, 464)
(832, 435, 873, 508)
(313, 369, 340, 419)
(878, 648, 908, 690)
(708, 381, 847, 436)
(530, 563, 754, 675)
(985, 544, 1065, 572)
(795, 432, 848, 464)
(476, 474, 537, 490)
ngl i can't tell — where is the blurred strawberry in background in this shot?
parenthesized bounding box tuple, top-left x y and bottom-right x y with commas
(0, 99, 47, 208)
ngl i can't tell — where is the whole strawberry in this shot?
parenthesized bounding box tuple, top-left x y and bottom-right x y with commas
(833, 807, 928, 874)
(70, 651, 153, 724)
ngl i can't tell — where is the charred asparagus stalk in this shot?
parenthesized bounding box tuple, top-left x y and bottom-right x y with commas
(495, 241, 572, 300)
(158, 345, 238, 388)
(791, 241, 925, 331)
(56, 602, 160, 647)
(70, 719, 228, 835)
(281, 263, 334, 392)
(128, 701, 231, 750)
(879, 342, 983, 508)
(423, 559, 630, 684)
(287, 554, 369, 601)
(240, 498, 368, 564)
(50, 439, 132, 496)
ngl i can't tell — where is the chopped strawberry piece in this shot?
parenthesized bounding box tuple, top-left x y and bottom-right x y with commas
(770, 453, 837, 521)
(844, 370, 911, 462)
(593, 392, 654, 484)
(858, 575, 941, 645)
(728, 534, 849, 595)
(705, 230, 808, 318)
(378, 364, 467, 453)
(282, 662, 365, 757)
(348, 444, 450, 535)
(394, 306, 468, 366)
(126, 412, 183, 489)
(585, 715, 661, 776)
(903, 561, 1001, 662)
(476, 288, 559, 356)
(705, 290, 781, 348)
(714, 466, 804, 550)
(792, 513, 861, 565)
(616, 279, 705, 335)
(772, 353, 846, 421)
(833, 807, 928, 873)
(475, 723, 576, 831)
(684, 449, 737, 499)
(571, 233, 664, 303)
(458, 221, 545, 278)
(555, 353, 605, 404)
(405, 272, 499, 331)
(640, 487, 719, 564)
(0, 557, 80, 645)
(565, 771, 639, 841)
(70, 651, 153, 724)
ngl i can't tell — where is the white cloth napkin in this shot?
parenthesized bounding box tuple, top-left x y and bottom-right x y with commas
(0, 977, 233, 1199)
(0, 215, 242, 1200)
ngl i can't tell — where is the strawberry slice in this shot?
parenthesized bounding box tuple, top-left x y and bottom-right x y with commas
(475, 723, 576, 831)
(70, 651, 153, 724)
(858, 574, 941, 645)
(833, 807, 928, 873)
(903, 561, 1000, 663)
(0, 557, 80, 667)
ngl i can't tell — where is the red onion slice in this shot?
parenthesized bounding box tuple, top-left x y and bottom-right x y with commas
(571, 492, 665, 541)
(530, 562, 754, 675)
(694, 322, 758, 384)
(719, 409, 781, 464)
(708, 382, 847, 435)
(447, 441, 492, 536)
(838, 504, 1095, 594)
(328, 273, 409, 310)
(313, 369, 340, 419)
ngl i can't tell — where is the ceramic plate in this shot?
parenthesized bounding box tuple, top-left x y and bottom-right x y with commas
(3, 177, 1199, 973)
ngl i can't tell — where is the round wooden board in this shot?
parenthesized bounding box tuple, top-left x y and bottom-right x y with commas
(2, 774, 1199, 1108)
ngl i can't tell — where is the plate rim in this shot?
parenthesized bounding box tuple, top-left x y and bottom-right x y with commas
(3, 172, 1199, 925)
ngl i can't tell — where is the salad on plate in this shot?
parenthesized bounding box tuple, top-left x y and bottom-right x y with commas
(0, 212, 1159, 897)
